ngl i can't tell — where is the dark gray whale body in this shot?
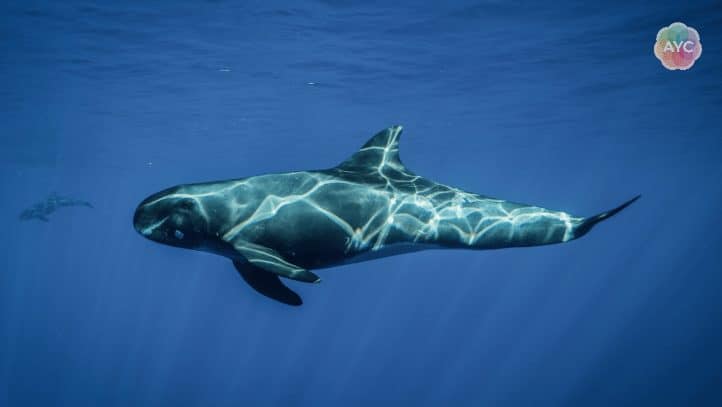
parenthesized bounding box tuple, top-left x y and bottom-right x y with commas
(20, 192, 93, 222)
(133, 126, 639, 305)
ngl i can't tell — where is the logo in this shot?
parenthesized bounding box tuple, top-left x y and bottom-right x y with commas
(654, 22, 702, 70)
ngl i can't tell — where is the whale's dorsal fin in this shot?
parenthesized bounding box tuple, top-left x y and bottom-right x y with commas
(336, 125, 407, 172)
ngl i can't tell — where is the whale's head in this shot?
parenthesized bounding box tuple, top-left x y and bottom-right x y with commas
(133, 186, 210, 250)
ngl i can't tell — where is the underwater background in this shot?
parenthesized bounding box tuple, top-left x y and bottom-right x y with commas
(1, 0, 721, 405)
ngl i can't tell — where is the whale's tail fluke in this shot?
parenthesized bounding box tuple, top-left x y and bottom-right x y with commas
(573, 195, 641, 239)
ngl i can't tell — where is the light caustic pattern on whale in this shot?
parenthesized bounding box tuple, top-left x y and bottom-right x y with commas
(134, 126, 638, 305)
(144, 127, 581, 256)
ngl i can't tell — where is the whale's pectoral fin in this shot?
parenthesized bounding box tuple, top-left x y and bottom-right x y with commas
(233, 260, 303, 306)
(230, 240, 321, 283)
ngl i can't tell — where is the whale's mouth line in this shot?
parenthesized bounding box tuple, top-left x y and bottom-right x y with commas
(139, 215, 169, 237)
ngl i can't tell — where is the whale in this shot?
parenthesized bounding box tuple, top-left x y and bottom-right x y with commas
(133, 126, 639, 305)
(20, 192, 93, 222)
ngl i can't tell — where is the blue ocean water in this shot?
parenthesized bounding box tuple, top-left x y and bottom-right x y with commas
(1, 0, 721, 405)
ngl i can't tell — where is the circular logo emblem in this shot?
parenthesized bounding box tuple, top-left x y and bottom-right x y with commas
(654, 22, 702, 70)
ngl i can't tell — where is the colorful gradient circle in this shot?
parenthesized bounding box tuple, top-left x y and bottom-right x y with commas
(654, 22, 702, 71)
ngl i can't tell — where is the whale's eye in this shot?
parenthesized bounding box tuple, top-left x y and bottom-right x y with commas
(174, 229, 184, 240)
(179, 200, 194, 210)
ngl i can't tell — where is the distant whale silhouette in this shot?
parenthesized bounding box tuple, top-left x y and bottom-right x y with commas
(20, 192, 93, 222)
(133, 126, 639, 306)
